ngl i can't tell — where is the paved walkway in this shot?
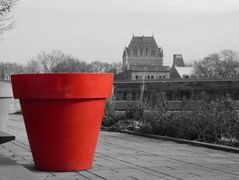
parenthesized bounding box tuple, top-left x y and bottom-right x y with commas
(1, 114, 239, 180)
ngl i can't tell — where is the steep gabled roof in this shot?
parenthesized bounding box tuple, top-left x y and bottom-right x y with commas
(175, 67, 195, 78)
(128, 36, 158, 49)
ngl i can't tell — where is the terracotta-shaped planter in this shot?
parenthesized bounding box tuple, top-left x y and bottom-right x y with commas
(0, 81, 12, 131)
(11, 73, 113, 171)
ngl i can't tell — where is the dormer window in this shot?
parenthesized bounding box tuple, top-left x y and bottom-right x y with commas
(140, 49, 143, 56)
(145, 48, 148, 56)
(151, 49, 156, 56)
(133, 48, 137, 56)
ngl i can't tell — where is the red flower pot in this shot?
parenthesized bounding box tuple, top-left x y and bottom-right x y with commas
(11, 73, 113, 171)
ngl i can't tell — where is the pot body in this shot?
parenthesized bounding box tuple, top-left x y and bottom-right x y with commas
(20, 98, 106, 171)
(11, 73, 113, 171)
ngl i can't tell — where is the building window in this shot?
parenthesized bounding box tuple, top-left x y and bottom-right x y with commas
(162, 75, 166, 78)
(123, 92, 127, 100)
(140, 49, 143, 56)
(151, 76, 154, 79)
(159, 75, 161, 79)
(133, 49, 137, 56)
(142, 49, 146, 56)
(145, 48, 148, 56)
(151, 49, 156, 56)
(135, 75, 139, 80)
(147, 75, 150, 79)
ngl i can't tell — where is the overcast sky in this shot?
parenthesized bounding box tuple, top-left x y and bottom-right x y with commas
(1, 0, 239, 66)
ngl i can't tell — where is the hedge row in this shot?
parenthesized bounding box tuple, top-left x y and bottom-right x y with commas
(102, 99, 239, 147)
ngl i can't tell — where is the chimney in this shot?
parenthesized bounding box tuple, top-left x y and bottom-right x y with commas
(172, 54, 185, 67)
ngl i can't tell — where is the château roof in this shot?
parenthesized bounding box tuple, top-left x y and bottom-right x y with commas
(128, 36, 158, 49)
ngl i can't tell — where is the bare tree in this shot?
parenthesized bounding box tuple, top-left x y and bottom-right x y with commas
(0, 0, 17, 37)
(54, 58, 91, 72)
(90, 61, 110, 72)
(31, 50, 73, 72)
(24, 60, 41, 73)
(219, 49, 239, 77)
(0, 61, 24, 80)
(25, 50, 122, 74)
(109, 62, 122, 74)
(89, 61, 122, 74)
(0, 62, 5, 79)
(194, 49, 239, 78)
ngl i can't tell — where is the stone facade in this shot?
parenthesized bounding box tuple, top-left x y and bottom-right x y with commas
(131, 70, 170, 80)
(113, 79, 239, 110)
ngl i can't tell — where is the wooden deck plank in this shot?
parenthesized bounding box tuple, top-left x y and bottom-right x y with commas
(0, 154, 40, 180)
(0, 166, 40, 180)
(2, 105, 239, 180)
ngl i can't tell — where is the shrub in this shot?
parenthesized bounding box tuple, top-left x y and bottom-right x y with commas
(124, 102, 144, 121)
(138, 98, 239, 146)
(102, 100, 123, 127)
(102, 98, 239, 147)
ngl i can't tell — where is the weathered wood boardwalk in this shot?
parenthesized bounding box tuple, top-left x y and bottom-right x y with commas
(1, 113, 239, 179)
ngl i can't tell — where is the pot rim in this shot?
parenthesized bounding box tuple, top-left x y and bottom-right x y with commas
(11, 73, 113, 100)
(11, 72, 113, 76)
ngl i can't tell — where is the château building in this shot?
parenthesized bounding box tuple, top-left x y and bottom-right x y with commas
(115, 35, 170, 81)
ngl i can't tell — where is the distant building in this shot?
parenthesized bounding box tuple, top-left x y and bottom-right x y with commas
(170, 54, 197, 79)
(115, 35, 170, 81)
(113, 39, 238, 110)
(113, 79, 239, 110)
